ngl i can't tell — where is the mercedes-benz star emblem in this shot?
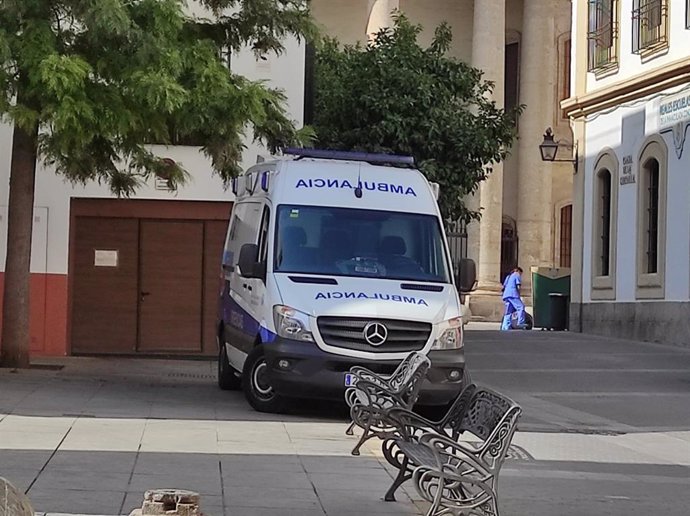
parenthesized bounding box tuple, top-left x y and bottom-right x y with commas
(363, 322, 388, 347)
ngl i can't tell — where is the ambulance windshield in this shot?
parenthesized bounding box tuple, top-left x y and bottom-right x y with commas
(274, 205, 451, 283)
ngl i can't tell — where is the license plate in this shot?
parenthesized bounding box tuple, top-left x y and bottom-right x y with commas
(344, 373, 357, 387)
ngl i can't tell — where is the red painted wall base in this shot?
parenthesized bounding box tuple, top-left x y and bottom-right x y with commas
(0, 272, 68, 357)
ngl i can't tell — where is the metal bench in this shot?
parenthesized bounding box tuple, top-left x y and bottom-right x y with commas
(379, 383, 477, 501)
(384, 386, 522, 515)
(344, 351, 431, 456)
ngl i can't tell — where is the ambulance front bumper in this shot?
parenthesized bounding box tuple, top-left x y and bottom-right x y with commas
(262, 337, 467, 406)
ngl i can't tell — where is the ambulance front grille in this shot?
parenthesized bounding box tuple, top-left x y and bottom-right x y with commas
(316, 317, 431, 353)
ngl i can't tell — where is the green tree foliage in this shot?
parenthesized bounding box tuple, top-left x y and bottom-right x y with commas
(0, 0, 316, 367)
(313, 14, 519, 223)
(0, 0, 316, 191)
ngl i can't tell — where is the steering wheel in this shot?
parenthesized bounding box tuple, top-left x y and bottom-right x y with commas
(335, 256, 387, 276)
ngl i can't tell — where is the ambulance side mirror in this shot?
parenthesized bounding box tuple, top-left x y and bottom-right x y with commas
(456, 258, 477, 293)
(238, 243, 264, 280)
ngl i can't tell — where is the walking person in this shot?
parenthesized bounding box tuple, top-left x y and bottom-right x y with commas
(501, 267, 526, 330)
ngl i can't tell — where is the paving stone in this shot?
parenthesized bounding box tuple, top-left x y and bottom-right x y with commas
(0, 450, 52, 470)
(309, 471, 393, 492)
(219, 455, 303, 472)
(221, 470, 312, 489)
(29, 470, 131, 492)
(26, 488, 125, 515)
(317, 489, 419, 515)
(45, 451, 137, 474)
(134, 454, 220, 475)
(223, 486, 320, 510)
(299, 456, 383, 473)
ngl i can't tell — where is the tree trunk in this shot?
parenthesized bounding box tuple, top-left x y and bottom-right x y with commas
(0, 122, 38, 369)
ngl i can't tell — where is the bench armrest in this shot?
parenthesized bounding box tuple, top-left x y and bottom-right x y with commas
(385, 407, 443, 440)
(348, 379, 406, 409)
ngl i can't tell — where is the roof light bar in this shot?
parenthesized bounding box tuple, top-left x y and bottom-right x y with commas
(283, 147, 415, 167)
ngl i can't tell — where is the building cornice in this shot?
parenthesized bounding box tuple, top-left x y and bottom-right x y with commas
(562, 57, 690, 119)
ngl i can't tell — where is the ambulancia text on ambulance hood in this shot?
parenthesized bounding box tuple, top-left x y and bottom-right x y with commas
(273, 276, 458, 323)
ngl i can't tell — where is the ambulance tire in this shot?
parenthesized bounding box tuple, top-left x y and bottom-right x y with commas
(218, 333, 241, 391)
(243, 345, 286, 413)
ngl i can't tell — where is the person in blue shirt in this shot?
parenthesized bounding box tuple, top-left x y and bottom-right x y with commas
(501, 267, 526, 330)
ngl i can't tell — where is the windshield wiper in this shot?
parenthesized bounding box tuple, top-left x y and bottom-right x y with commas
(289, 276, 338, 285)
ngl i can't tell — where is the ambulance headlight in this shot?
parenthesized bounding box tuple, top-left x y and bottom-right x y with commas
(273, 305, 314, 342)
(432, 317, 464, 350)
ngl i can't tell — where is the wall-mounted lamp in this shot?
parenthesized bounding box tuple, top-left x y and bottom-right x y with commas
(539, 127, 578, 173)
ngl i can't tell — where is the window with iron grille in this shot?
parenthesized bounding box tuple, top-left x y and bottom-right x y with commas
(588, 0, 618, 71)
(559, 204, 572, 268)
(632, 0, 668, 54)
(598, 170, 612, 276)
(644, 159, 660, 274)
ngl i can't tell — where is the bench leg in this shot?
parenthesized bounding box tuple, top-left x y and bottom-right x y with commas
(384, 456, 410, 502)
(345, 421, 355, 436)
(350, 429, 370, 456)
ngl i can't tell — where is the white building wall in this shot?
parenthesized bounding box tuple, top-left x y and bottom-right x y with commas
(583, 83, 690, 303)
(586, 0, 690, 92)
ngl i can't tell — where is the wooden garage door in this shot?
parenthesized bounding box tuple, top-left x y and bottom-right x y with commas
(138, 221, 203, 352)
(70, 205, 230, 356)
(71, 218, 139, 354)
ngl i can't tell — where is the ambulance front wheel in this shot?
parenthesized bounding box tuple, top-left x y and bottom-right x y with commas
(243, 345, 287, 413)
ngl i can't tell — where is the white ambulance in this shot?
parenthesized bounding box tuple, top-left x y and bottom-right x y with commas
(217, 148, 476, 412)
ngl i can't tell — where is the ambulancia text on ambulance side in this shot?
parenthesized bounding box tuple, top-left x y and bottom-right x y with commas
(216, 148, 476, 412)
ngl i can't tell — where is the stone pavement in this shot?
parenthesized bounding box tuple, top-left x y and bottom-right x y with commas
(1, 328, 690, 515)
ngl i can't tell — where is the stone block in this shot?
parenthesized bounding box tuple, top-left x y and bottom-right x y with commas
(0, 477, 33, 516)
(129, 489, 201, 516)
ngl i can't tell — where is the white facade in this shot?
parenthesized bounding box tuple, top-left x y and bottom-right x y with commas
(566, 0, 690, 345)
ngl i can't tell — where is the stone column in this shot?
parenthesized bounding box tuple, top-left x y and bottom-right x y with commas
(517, 0, 556, 292)
(472, 0, 505, 291)
(366, 0, 399, 38)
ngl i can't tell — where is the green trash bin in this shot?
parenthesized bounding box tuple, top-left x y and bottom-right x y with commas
(530, 267, 571, 330)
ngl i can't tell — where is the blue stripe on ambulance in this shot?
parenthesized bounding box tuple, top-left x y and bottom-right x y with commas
(224, 294, 276, 343)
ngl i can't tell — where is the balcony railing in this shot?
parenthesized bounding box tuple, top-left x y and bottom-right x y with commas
(632, 0, 668, 54)
(587, 0, 619, 71)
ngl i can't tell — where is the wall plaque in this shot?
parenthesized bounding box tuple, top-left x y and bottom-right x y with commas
(94, 250, 118, 267)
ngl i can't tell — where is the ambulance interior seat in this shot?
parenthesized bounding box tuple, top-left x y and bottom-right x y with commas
(379, 235, 424, 275)
(278, 226, 318, 271)
(321, 229, 353, 270)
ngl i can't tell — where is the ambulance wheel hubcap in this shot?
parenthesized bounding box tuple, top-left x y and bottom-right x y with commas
(252, 361, 274, 398)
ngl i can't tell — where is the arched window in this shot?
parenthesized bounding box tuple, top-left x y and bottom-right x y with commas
(597, 169, 612, 277)
(591, 150, 618, 300)
(636, 136, 668, 299)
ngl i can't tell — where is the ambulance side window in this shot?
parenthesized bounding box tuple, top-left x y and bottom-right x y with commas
(258, 206, 271, 265)
(223, 202, 262, 270)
